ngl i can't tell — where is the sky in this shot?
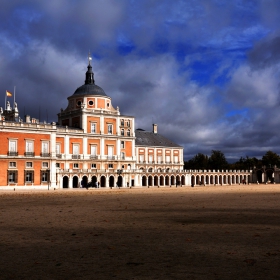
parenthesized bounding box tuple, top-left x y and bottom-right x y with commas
(1, 0, 280, 162)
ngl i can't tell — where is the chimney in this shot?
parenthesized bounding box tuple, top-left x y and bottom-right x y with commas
(153, 124, 157, 134)
(25, 115, 31, 123)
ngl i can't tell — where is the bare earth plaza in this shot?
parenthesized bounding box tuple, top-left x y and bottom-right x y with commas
(0, 185, 280, 279)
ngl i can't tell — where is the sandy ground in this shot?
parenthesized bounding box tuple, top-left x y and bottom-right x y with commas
(0, 184, 280, 280)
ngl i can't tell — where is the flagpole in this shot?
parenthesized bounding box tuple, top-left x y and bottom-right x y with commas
(14, 86, 16, 107)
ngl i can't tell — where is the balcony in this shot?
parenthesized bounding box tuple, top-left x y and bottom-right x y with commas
(56, 154, 62, 158)
(24, 152, 35, 157)
(72, 155, 81, 159)
(107, 156, 115, 160)
(40, 153, 50, 157)
(90, 155, 98, 159)
(7, 151, 18, 156)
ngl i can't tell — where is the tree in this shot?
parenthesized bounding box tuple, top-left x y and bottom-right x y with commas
(208, 150, 228, 170)
(184, 153, 208, 170)
(262, 151, 280, 168)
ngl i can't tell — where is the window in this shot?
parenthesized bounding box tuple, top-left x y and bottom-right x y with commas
(77, 100, 82, 106)
(91, 163, 96, 169)
(8, 171, 17, 183)
(25, 171, 33, 183)
(56, 163, 60, 168)
(42, 142, 49, 153)
(26, 141, 34, 152)
(174, 156, 178, 163)
(139, 155, 144, 163)
(157, 156, 162, 163)
(90, 145, 97, 158)
(26, 162, 33, 168)
(166, 156, 171, 163)
(108, 124, 113, 134)
(91, 123, 96, 133)
(73, 144, 79, 155)
(73, 163, 79, 169)
(42, 162, 48, 168)
(9, 162, 16, 168)
(127, 130, 130, 136)
(88, 100, 94, 106)
(25, 140, 34, 156)
(41, 172, 48, 182)
(108, 164, 113, 168)
(121, 141, 125, 149)
(91, 146, 96, 155)
(121, 119, 124, 126)
(41, 142, 49, 157)
(149, 155, 153, 163)
(8, 140, 17, 155)
(72, 144, 80, 159)
(121, 152, 125, 160)
(121, 129, 124, 136)
(127, 120, 130, 127)
(108, 146, 113, 159)
(56, 143, 61, 154)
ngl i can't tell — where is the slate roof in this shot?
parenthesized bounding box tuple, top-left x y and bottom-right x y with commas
(135, 129, 182, 148)
(73, 84, 107, 96)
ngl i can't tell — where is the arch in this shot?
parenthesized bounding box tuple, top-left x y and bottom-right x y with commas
(148, 175, 153, 186)
(109, 176, 114, 188)
(154, 175, 159, 186)
(205, 175, 209, 185)
(191, 175, 195, 186)
(160, 175, 164, 186)
(100, 175, 106, 187)
(223, 175, 226, 184)
(227, 175, 231, 185)
(63, 176, 69, 188)
(196, 175, 200, 185)
(73, 176, 79, 188)
(218, 175, 222, 185)
(165, 176, 169, 186)
(181, 175, 185, 186)
(171, 175, 175, 185)
(148, 167, 153, 172)
(176, 175, 180, 186)
(117, 175, 123, 187)
(215, 175, 218, 184)
(210, 175, 214, 184)
(81, 175, 88, 188)
(200, 175, 205, 185)
(91, 175, 98, 187)
(142, 176, 147, 186)
(232, 175, 235, 184)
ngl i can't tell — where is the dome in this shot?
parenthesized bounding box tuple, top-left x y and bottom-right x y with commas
(72, 57, 107, 97)
(73, 84, 107, 96)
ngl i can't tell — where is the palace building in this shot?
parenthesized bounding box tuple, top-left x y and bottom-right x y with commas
(0, 56, 188, 189)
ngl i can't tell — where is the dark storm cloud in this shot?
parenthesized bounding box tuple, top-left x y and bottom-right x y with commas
(1, 0, 280, 162)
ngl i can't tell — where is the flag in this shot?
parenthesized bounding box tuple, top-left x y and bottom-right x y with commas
(6, 90, 12, 97)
